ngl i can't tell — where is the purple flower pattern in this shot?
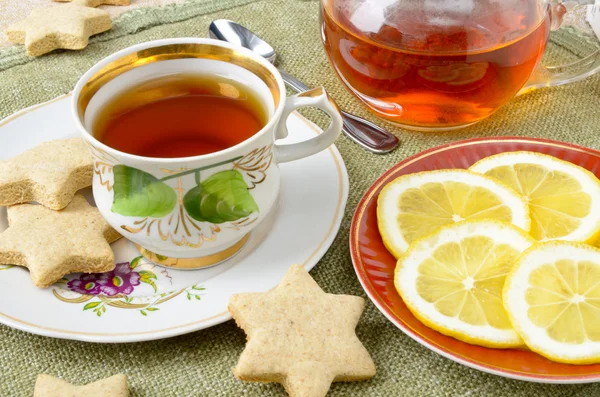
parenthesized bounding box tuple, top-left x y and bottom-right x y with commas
(67, 273, 108, 295)
(54, 256, 205, 317)
(67, 262, 141, 296)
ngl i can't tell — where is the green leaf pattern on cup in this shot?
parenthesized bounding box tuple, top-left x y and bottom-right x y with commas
(183, 170, 259, 224)
(112, 165, 178, 217)
(110, 155, 261, 225)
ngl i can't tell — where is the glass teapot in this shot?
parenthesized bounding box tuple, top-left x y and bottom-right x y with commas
(321, 0, 600, 131)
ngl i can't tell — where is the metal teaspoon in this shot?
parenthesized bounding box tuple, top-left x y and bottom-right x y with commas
(208, 19, 399, 154)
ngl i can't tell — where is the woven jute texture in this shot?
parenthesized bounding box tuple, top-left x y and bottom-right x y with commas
(1, 0, 600, 395)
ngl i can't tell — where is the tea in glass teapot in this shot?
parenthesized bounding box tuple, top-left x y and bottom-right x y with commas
(321, 0, 600, 131)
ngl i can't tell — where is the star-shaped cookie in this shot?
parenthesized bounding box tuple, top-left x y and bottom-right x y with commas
(229, 265, 376, 397)
(0, 138, 93, 210)
(34, 374, 128, 397)
(6, 4, 111, 56)
(0, 195, 121, 288)
(53, 0, 131, 7)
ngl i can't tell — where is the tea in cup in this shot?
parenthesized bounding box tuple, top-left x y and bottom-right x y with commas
(93, 73, 268, 158)
(73, 38, 343, 269)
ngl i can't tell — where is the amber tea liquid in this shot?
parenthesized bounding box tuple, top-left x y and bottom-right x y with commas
(321, 0, 550, 129)
(94, 74, 267, 157)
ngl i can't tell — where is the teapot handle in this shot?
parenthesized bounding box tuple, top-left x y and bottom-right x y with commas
(518, 2, 600, 95)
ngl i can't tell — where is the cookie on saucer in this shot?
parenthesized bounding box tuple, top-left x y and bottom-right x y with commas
(0, 138, 93, 210)
(0, 195, 121, 288)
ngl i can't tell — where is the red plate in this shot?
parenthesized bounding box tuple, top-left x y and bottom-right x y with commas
(350, 137, 600, 383)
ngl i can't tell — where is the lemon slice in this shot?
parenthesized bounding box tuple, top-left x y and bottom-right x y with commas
(377, 169, 530, 258)
(470, 152, 600, 243)
(396, 220, 534, 347)
(504, 242, 600, 364)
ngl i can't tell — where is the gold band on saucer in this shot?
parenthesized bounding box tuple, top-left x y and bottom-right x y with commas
(135, 233, 250, 270)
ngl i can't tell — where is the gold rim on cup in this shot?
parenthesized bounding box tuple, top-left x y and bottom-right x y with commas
(76, 43, 280, 118)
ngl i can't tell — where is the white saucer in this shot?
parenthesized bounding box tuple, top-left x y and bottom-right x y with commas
(0, 94, 348, 343)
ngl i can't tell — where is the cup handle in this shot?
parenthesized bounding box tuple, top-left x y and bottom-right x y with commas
(518, 2, 600, 95)
(274, 87, 343, 163)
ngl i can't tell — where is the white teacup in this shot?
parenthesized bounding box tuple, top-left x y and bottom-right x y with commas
(72, 38, 342, 269)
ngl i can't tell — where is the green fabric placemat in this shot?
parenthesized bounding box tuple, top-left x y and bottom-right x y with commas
(1, 0, 600, 395)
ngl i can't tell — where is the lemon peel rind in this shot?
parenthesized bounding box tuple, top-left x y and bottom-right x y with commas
(377, 169, 531, 259)
(504, 241, 600, 364)
(470, 151, 600, 245)
(395, 220, 534, 348)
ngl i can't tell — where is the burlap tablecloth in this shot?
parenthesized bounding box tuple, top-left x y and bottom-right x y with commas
(1, 0, 599, 395)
